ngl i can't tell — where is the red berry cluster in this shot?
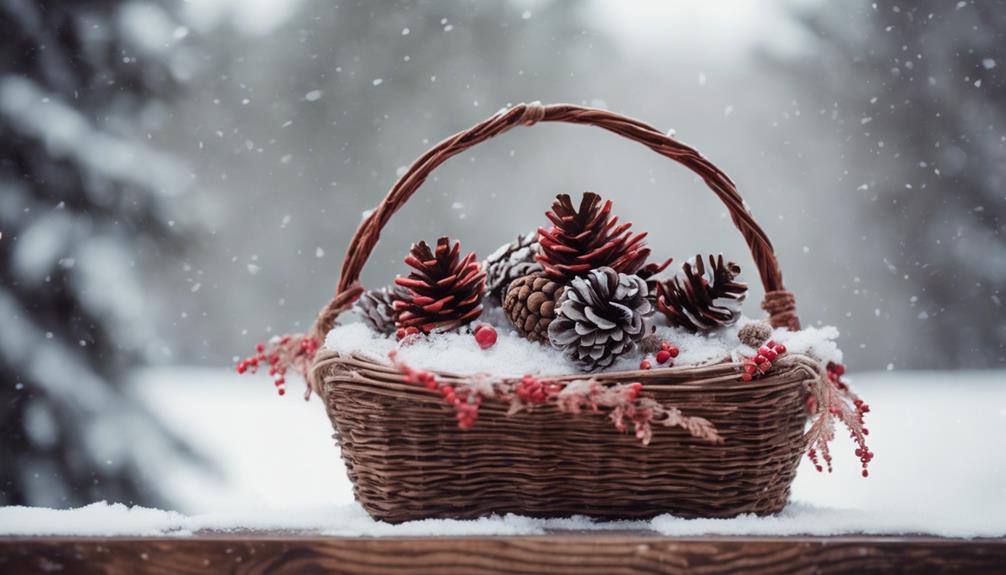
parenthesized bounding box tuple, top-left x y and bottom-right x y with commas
(389, 350, 483, 429)
(740, 340, 787, 381)
(806, 447, 827, 473)
(395, 326, 421, 340)
(514, 375, 561, 404)
(236, 335, 320, 396)
(639, 340, 679, 370)
(828, 362, 873, 477)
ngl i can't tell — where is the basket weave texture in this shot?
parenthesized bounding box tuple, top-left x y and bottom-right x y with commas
(310, 102, 814, 523)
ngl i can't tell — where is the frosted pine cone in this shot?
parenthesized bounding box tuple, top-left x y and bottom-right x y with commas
(656, 254, 748, 333)
(354, 286, 406, 335)
(503, 272, 564, 343)
(483, 232, 542, 303)
(548, 267, 653, 371)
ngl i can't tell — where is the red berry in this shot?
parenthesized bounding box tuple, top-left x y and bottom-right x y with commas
(655, 350, 671, 364)
(774, 344, 786, 354)
(741, 372, 753, 382)
(754, 354, 767, 364)
(668, 345, 679, 358)
(639, 360, 652, 370)
(256, 343, 265, 353)
(417, 371, 437, 390)
(862, 469, 869, 478)
(834, 364, 845, 376)
(626, 382, 642, 400)
(758, 361, 772, 372)
(766, 340, 776, 349)
(805, 395, 818, 413)
(764, 349, 778, 361)
(743, 363, 757, 374)
(660, 341, 670, 351)
(474, 325, 497, 349)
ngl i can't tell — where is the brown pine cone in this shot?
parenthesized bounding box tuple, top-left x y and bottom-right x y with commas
(503, 271, 564, 343)
(394, 237, 486, 333)
(656, 254, 748, 333)
(738, 321, 773, 348)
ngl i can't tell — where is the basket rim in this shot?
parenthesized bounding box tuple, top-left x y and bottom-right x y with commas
(312, 349, 821, 394)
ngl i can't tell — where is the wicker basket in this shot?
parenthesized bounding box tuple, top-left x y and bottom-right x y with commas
(309, 102, 816, 524)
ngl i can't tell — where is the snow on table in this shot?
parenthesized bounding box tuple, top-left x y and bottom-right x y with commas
(0, 368, 1003, 538)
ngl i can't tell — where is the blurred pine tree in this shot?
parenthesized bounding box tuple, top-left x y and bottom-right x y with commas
(0, 0, 201, 506)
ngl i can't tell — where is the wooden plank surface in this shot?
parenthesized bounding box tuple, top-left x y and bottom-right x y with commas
(1, 533, 1004, 574)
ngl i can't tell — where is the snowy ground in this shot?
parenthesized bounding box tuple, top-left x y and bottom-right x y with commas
(1, 368, 1004, 537)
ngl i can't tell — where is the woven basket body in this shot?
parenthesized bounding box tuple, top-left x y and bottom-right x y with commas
(307, 103, 813, 523)
(314, 354, 817, 523)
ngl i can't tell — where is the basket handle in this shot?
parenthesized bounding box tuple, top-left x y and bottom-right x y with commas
(311, 102, 800, 339)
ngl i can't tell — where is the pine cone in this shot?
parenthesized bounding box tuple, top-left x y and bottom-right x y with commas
(503, 272, 563, 343)
(738, 321, 773, 349)
(656, 254, 748, 333)
(354, 285, 407, 335)
(483, 232, 542, 303)
(548, 267, 653, 371)
(636, 258, 674, 306)
(393, 237, 486, 333)
(536, 192, 651, 282)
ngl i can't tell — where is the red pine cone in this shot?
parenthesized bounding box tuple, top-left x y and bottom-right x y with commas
(393, 237, 486, 333)
(536, 192, 651, 282)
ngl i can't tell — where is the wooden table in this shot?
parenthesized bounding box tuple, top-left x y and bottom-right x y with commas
(2, 532, 1004, 574)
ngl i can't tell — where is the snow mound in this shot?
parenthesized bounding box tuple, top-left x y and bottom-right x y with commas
(0, 503, 189, 537)
(324, 315, 843, 377)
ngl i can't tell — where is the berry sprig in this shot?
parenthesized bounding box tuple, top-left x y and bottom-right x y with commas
(388, 350, 484, 429)
(639, 340, 679, 370)
(739, 340, 787, 381)
(236, 334, 320, 397)
(805, 361, 874, 478)
(386, 352, 721, 445)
